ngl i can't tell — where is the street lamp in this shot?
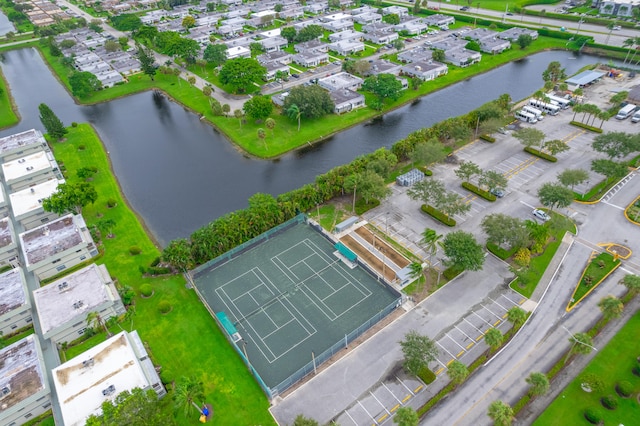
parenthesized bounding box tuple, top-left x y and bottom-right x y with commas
(562, 326, 598, 352)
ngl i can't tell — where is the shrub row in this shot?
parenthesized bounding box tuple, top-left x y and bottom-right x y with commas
(443, 265, 464, 280)
(479, 134, 495, 143)
(524, 147, 557, 162)
(418, 366, 436, 384)
(570, 120, 604, 133)
(418, 165, 433, 176)
(462, 182, 497, 202)
(421, 204, 456, 227)
(486, 242, 518, 260)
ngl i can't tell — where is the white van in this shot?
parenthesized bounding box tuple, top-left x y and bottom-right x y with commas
(616, 104, 637, 120)
(632, 110, 640, 123)
(522, 105, 544, 121)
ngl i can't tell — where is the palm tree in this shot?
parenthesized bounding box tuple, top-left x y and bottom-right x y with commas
(287, 104, 302, 131)
(233, 109, 243, 128)
(571, 103, 583, 122)
(506, 306, 527, 328)
(447, 360, 469, 385)
(408, 261, 424, 282)
(173, 376, 205, 417)
(265, 118, 276, 136)
(623, 38, 635, 64)
(257, 128, 267, 149)
(86, 311, 112, 337)
(620, 274, 640, 297)
(487, 400, 514, 426)
(629, 37, 640, 65)
(598, 295, 623, 319)
(564, 331, 593, 364)
(421, 228, 442, 265)
(484, 327, 503, 351)
(605, 22, 615, 45)
(526, 372, 550, 397)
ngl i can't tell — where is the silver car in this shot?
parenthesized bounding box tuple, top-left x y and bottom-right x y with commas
(532, 209, 551, 222)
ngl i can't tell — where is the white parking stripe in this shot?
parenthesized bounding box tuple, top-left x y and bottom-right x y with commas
(436, 340, 457, 359)
(446, 333, 467, 351)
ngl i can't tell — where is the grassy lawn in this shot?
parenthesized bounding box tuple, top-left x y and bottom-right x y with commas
(0, 67, 18, 129)
(533, 311, 640, 426)
(49, 124, 274, 425)
(568, 252, 621, 311)
(511, 213, 577, 298)
(625, 197, 640, 223)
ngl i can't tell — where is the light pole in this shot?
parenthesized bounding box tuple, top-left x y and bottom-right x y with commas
(576, 18, 585, 36)
(562, 325, 598, 361)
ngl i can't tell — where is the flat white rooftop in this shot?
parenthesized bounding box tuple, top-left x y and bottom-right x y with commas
(33, 264, 114, 336)
(0, 217, 15, 251)
(2, 150, 55, 183)
(0, 335, 46, 412)
(20, 214, 86, 267)
(0, 129, 45, 156)
(53, 332, 151, 426)
(9, 179, 62, 218)
(0, 268, 27, 317)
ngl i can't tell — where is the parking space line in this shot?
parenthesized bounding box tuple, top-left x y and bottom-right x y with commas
(390, 404, 400, 413)
(378, 414, 388, 423)
(493, 320, 501, 326)
(381, 382, 402, 404)
(482, 305, 503, 321)
(357, 400, 377, 425)
(472, 311, 493, 326)
(489, 297, 509, 313)
(414, 385, 423, 393)
(500, 293, 520, 306)
(455, 324, 476, 342)
(402, 395, 412, 403)
(396, 376, 415, 396)
(370, 391, 390, 415)
(464, 317, 484, 334)
(437, 341, 457, 359)
(476, 334, 484, 342)
(344, 409, 359, 425)
(466, 342, 474, 349)
(446, 333, 467, 351)
(457, 350, 465, 357)
(435, 367, 445, 375)
(446, 358, 455, 366)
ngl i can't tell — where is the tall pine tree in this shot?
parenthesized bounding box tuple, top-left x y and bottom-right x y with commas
(38, 103, 67, 140)
(136, 43, 158, 81)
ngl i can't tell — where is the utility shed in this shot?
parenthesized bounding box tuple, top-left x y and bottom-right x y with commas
(396, 168, 425, 187)
(334, 216, 358, 233)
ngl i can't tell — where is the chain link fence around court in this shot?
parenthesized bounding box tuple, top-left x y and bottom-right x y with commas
(190, 214, 403, 400)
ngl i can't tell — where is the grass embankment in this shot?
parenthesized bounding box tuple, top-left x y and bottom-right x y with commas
(0, 67, 18, 129)
(533, 311, 640, 426)
(26, 33, 567, 158)
(567, 252, 620, 311)
(50, 124, 274, 425)
(510, 214, 577, 298)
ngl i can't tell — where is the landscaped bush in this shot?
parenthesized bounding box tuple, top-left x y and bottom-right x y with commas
(150, 256, 161, 267)
(601, 394, 618, 410)
(147, 266, 172, 275)
(616, 380, 633, 397)
(421, 204, 456, 227)
(524, 147, 557, 162)
(486, 242, 518, 260)
(158, 300, 172, 314)
(479, 134, 495, 143)
(418, 366, 436, 384)
(443, 265, 463, 280)
(461, 182, 496, 201)
(513, 248, 531, 268)
(78, 144, 86, 150)
(129, 246, 142, 255)
(106, 198, 117, 208)
(418, 166, 433, 176)
(633, 363, 640, 377)
(119, 286, 135, 305)
(570, 120, 604, 133)
(71, 122, 78, 127)
(140, 283, 153, 297)
(583, 408, 602, 424)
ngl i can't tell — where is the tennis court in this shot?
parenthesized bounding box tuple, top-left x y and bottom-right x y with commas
(193, 216, 401, 397)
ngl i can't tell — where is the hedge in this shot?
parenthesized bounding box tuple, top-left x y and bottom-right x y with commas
(421, 204, 456, 227)
(570, 120, 604, 133)
(479, 134, 495, 143)
(418, 165, 433, 176)
(461, 182, 497, 202)
(524, 146, 557, 162)
(418, 367, 437, 384)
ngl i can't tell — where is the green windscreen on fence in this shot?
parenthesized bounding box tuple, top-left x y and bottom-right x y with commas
(335, 242, 357, 262)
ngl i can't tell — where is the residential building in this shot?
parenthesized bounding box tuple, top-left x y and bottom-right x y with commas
(401, 60, 448, 81)
(264, 62, 291, 79)
(364, 59, 403, 76)
(445, 48, 482, 67)
(33, 263, 125, 344)
(497, 27, 538, 41)
(9, 179, 63, 230)
(398, 47, 433, 63)
(329, 89, 366, 114)
(430, 37, 468, 52)
(259, 36, 288, 52)
(257, 51, 292, 65)
(0, 268, 30, 336)
(382, 5, 408, 16)
(322, 19, 354, 32)
(1, 150, 61, 191)
(0, 130, 48, 163)
(226, 45, 252, 59)
(350, 5, 376, 15)
(394, 18, 428, 35)
(0, 184, 8, 218)
(478, 37, 511, 54)
(362, 22, 393, 33)
(0, 336, 51, 426)
(328, 40, 365, 55)
(292, 50, 329, 67)
(423, 14, 455, 26)
(318, 72, 364, 91)
(363, 30, 398, 45)
(597, 0, 639, 16)
(322, 12, 353, 22)
(295, 39, 328, 53)
(353, 12, 381, 25)
(328, 29, 363, 43)
(19, 214, 98, 280)
(52, 331, 166, 426)
(0, 218, 19, 267)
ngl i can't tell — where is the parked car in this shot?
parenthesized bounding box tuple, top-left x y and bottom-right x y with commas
(490, 188, 505, 198)
(532, 209, 551, 222)
(460, 6, 470, 10)
(291, 73, 300, 78)
(613, 25, 622, 30)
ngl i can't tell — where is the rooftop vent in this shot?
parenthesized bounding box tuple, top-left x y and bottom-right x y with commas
(18, 159, 26, 164)
(72, 300, 84, 309)
(82, 358, 94, 368)
(30, 188, 35, 193)
(102, 384, 116, 397)
(0, 386, 10, 400)
(58, 281, 69, 291)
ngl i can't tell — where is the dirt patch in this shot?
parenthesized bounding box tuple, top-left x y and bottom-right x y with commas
(606, 244, 631, 259)
(354, 226, 410, 268)
(340, 234, 398, 282)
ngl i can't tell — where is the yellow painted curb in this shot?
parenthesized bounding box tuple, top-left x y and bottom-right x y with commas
(623, 195, 640, 226)
(566, 253, 622, 312)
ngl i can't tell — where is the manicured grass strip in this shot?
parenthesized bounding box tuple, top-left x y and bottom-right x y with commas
(533, 311, 640, 426)
(49, 124, 275, 425)
(0, 67, 18, 129)
(567, 252, 621, 312)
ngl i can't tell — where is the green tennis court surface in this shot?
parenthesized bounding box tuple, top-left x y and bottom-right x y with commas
(192, 216, 400, 397)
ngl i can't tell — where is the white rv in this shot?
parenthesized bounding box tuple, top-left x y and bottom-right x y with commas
(515, 110, 537, 123)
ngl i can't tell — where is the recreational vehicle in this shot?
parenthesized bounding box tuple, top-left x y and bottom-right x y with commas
(515, 110, 537, 123)
(528, 99, 560, 116)
(616, 104, 637, 120)
(545, 94, 571, 109)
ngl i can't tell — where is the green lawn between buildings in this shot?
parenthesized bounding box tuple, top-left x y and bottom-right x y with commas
(49, 124, 275, 425)
(533, 310, 640, 426)
(0, 67, 19, 129)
